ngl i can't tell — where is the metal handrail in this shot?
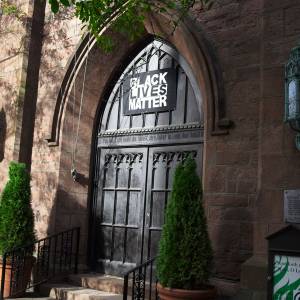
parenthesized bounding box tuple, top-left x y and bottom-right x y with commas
(123, 257, 158, 300)
(0, 227, 80, 299)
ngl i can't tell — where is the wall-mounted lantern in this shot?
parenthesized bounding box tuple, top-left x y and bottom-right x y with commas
(285, 45, 300, 150)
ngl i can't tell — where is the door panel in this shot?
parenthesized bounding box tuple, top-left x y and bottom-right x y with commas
(143, 145, 203, 261)
(92, 40, 204, 276)
(95, 148, 147, 275)
(94, 144, 202, 275)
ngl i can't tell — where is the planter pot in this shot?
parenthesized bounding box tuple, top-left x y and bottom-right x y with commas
(157, 283, 217, 300)
(0, 256, 35, 298)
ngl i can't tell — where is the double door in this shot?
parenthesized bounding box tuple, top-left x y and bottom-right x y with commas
(93, 144, 202, 275)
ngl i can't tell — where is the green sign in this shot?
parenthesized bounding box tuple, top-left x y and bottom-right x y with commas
(273, 255, 300, 299)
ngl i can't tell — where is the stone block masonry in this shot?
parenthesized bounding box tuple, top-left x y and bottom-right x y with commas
(1, 0, 300, 299)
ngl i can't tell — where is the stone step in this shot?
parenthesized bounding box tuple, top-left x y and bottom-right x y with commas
(67, 273, 157, 299)
(68, 274, 124, 295)
(37, 283, 71, 297)
(9, 295, 54, 300)
(49, 284, 126, 300)
(8, 293, 53, 300)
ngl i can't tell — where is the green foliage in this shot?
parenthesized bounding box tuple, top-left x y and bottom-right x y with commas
(48, 0, 214, 51)
(0, 162, 35, 255)
(0, 0, 26, 20)
(157, 157, 213, 289)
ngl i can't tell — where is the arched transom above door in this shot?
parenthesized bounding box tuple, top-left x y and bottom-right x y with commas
(98, 40, 204, 148)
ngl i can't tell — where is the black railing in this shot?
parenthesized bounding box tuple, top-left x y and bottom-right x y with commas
(123, 257, 159, 300)
(0, 227, 80, 299)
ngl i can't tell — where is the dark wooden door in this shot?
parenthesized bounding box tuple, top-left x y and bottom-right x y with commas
(91, 39, 204, 276)
(94, 145, 202, 275)
(143, 145, 202, 261)
(94, 148, 147, 274)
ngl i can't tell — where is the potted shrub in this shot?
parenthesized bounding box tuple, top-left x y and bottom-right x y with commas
(157, 157, 216, 300)
(0, 162, 36, 298)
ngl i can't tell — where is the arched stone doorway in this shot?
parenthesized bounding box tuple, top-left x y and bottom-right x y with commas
(89, 39, 204, 276)
(49, 13, 230, 277)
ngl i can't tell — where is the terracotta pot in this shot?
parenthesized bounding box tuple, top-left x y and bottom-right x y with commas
(0, 256, 35, 298)
(157, 283, 217, 300)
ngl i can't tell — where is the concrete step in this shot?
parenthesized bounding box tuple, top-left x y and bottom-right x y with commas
(49, 284, 126, 300)
(8, 293, 53, 300)
(37, 283, 72, 297)
(9, 297, 53, 300)
(68, 274, 124, 295)
(67, 274, 157, 299)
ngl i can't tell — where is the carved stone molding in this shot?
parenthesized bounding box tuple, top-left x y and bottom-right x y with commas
(104, 152, 143, 167)
(46, 13, 233, 147)
(98, 124, 203, 138)
(153, 150, 197, 166)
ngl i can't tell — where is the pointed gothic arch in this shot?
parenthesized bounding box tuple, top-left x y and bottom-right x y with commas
(49, 13, 233, 274)
(89, 38, 204, 274)
(45, 14, 231, 148)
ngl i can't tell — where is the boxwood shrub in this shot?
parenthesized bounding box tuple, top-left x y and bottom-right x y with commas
(0, 162, 35, 255)
(157, 156, 213, 289)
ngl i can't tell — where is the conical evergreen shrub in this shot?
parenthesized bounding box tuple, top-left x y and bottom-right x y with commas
(0, 162, 35, 255)
(157, 156, 213, 289)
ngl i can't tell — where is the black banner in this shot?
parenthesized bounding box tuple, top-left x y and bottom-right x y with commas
(123, 68, 177, 115)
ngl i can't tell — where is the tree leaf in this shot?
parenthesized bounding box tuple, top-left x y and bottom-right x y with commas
(48, 0, 215, 52)
(60, 0, 70, 7)
(49, 0, 59, 13)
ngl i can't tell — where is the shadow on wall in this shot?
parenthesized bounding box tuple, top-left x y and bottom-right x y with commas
(45, 169, 90, 268)
(0, 108, 7, 162)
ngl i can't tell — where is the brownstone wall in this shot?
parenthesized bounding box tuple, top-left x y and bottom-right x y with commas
(0, 0, 32, 184)
(256, 0, 300, 254)
(197, 0, 300, 288)
(2, 0, 300, 294)
(197, 0, 261, 280)
(31, 3, 82, 238)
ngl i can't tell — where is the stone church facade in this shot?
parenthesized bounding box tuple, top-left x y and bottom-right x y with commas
(1, 0, 300, 298)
